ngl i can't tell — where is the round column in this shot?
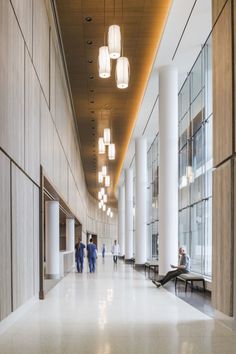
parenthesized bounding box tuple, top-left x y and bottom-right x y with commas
(125, 168, 133, 260)
(66, 218, 75, 251)
(118, 184, 125, 256)
(135, 137, 147, 264)
(45, 200, 60, 278)
(159, 65, 178, 275)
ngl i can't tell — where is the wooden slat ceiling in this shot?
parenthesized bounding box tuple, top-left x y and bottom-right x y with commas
(55, 0, 171, 207)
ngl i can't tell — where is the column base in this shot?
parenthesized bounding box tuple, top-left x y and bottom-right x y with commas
(45, 274, 60, 280)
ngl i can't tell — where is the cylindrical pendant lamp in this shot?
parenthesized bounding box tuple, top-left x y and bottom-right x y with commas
(103, 128, 111, 145)
(98, 46, 111, 78)
(102, 165, 107, 177)
(103, 194, 108, 203)
(108, 25, 121, 59)
(108, 143, 116, 160)
(105, 175, 110, 187)
(98, 171, 103, 183)
(116, 57, 130, 89)
(103, 204, 107, 211)
(98, 191, 102, 200)
(98, 137, 105, 154)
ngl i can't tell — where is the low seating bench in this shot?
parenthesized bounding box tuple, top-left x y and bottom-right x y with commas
(144, 261, 159, 278)
(175, 273, 206, 293)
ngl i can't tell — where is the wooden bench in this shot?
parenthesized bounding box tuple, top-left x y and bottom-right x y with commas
(144, 261, 159, 278)
(175, 272, 206, 293)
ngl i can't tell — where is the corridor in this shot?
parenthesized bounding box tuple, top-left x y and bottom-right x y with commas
(0, 257, 235, 354)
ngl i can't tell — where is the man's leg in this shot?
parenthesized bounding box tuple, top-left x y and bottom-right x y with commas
(89, 258, 92, 273)
(76, 259, 80, 272)
(80, 256, 84, 273)
(92, 257, 96, 272)
(160, 269, 182, 286)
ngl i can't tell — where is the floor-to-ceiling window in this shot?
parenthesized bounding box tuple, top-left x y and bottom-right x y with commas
(147, 135, 159, 260)
(178, 37, 212, 277)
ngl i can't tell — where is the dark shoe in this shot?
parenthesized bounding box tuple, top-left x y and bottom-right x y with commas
(152, 279, 162, 288)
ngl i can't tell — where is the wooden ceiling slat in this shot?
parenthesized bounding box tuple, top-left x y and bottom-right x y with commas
(56, 0, 171, 207)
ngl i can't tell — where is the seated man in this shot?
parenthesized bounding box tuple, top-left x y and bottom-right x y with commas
(152, 247, 190, 288)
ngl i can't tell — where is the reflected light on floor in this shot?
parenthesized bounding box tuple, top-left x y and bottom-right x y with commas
(107, 288, 113, 302)
(98, 300, 107, 329)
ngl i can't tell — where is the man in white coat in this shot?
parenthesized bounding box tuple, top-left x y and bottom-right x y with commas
(111, 240, 120, 264)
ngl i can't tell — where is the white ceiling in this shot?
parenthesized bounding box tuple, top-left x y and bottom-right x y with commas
(118, 0, 212, 186)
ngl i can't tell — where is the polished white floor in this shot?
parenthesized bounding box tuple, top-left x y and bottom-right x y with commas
(0, 257, 236, 354)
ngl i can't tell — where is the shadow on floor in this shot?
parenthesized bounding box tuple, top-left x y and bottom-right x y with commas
(135, 266, 214, 318)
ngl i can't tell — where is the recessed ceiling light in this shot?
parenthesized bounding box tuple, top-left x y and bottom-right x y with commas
(90, 101, 94, 104)
(85, 17, 92, 22)
(89, 75, 94, 79)
(87, 40, 93, 45)
(88, 59, 93, 63)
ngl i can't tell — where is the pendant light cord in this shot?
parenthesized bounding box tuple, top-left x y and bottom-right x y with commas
(122, 0, 124, 56)
(103, 0, 105, 45)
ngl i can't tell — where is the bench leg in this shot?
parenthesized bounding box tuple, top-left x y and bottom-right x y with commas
(175, 277, 177, 292)
(203, 279, 206, 293)
(191, 280, 193, 292)
(185, 280, 188, 293)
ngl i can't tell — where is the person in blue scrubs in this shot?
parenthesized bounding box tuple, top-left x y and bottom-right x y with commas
(87, 238, 97, 273)
(102, 243, 106, 258)
(75, 241, 86, 273)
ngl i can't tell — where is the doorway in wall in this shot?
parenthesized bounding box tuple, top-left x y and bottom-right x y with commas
(86, 232, 97, 246)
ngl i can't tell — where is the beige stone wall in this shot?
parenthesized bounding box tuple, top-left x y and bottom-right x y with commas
(0, 0, 117, 321)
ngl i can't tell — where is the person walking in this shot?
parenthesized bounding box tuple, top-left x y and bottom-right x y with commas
(87, 238, 97, 273)
(102, 243, 106, 258)
(111, 240, 120, 264)
(75, 240, 86, 273)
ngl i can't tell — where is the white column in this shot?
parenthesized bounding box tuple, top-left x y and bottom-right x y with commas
(125, 168, 133, 259)
(45, 201, 60, 278)
(66, 218, 75, 251)
(118, 184, 125, 256)
(135, 137, 147, 264)
(159, 65, 178, 275)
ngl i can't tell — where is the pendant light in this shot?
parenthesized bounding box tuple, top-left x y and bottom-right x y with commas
(98, 201, 102, 209)
(98, 137, 105, 154)
(107, 207, 111, 216)
(101, 187, 105, 196)
(98, 46, 111, 78)
(105, 175, 110, 187)
(98, 191, 102, 200)
(102, 165, 107, 177)
(103, 194, 107, 203)
(108, 143, 116, 160)
(103, 128, 111, 145)
(110, 211, 113, 218)
(115, 0, 130, 89)
(103, 204, 107, 211)
(116, 56, 130, 89)
(108, 1, 121, 59)
(98, 0, 111, 78)
(98, 171, 103, 183)
(108, 25, 121, 59)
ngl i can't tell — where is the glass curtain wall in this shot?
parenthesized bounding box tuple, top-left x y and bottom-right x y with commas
(178, 37, 212, 277)
(147, 135, 159, 260)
